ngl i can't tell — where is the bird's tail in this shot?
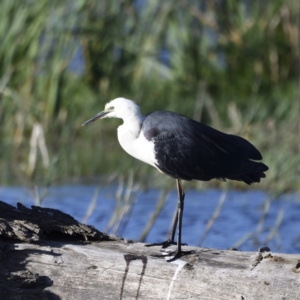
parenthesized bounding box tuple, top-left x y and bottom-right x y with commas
(226, 161, 268, 185)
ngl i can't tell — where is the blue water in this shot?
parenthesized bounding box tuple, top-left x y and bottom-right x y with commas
(1, 186, 299, 254)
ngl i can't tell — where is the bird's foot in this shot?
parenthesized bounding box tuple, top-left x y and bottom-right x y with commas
(145, 240, 187, 249)
(161, 248, 194, 262)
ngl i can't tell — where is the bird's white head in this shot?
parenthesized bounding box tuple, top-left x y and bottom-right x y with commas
(82, 97, 142, 126)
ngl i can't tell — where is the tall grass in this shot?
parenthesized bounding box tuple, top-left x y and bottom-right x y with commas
(0, 0, 299, 193)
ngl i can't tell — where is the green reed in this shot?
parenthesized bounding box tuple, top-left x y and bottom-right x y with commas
(0, 0, 299, 193)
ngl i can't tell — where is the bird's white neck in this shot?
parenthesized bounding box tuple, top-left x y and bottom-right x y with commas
(119, 110, 144, 138)
(117, 110, 157, 167)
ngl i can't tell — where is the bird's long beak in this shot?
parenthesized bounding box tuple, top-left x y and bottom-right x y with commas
(82, 111, 109, 126)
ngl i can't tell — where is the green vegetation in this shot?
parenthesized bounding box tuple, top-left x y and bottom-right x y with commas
(0, 0, 299, 193)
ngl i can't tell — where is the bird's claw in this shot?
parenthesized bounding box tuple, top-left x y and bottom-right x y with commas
(145, 240, 187, 249)
(161, 248, 195, 262)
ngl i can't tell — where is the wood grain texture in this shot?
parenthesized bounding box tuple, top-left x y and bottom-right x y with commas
(0, 201, 299, 300)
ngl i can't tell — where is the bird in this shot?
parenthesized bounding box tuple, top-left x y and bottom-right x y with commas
(82, 97, 268, 261)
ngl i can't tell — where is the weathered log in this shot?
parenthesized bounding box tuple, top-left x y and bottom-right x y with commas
(0, 200, 299, 300)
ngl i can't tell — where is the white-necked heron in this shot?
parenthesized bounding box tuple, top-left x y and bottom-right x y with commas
(83, 97, 268, 261)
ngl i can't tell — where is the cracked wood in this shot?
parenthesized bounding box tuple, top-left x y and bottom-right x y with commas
(0, 201, 299, 300)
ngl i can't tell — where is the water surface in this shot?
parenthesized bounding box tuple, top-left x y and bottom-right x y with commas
(1, 186, 299, 254)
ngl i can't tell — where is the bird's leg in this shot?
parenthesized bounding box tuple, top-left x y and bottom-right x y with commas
(176, 179, 184, 254)
(165, 179, 194, 261)
(166, 208, 179, 245)
(160, 202, 187, 248)
(161, 180, 187, 248)
(145, 180, 186, 249)
(145, 210, 179, 248)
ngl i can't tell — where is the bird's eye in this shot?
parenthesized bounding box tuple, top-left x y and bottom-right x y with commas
(109, 106, 114, 111)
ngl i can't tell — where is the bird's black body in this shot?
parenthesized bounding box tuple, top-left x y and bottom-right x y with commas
(142, 111, 268, 184)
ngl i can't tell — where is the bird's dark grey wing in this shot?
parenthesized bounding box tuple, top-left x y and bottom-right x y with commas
(142, 111, 268, 184)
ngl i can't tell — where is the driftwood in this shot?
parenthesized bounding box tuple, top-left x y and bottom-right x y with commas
(0, 200, 299, 300)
